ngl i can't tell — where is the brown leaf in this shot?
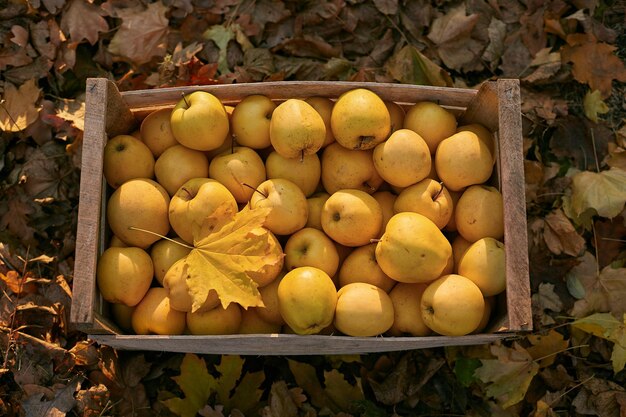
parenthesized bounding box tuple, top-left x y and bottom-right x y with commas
(549, 115, 611, 170)
(21, 376, 81, 417)
(10, 25, 29, 48)
(531, 282, 564, 326)
(428, 4, 479, 45)
(261, 381, 299, 417)
(60, 0, 109, 45)
(108, 2, 170, 65)
(75, 384, 110, 417)
(593, 215, 626, 268)
(385, 45, 453, 87)
(0, 191, 37, 243)
(0, 79, 41, 132)
(373, 0, 398, 15)
(561, 37, 626, 98)
(543, 209, 586, 257)
(526, 329, 569, 368)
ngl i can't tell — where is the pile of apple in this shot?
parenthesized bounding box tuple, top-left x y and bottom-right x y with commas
(97, 87, 506, 338)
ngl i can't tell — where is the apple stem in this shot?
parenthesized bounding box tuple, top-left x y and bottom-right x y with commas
(181, 92, 190, 107)
(300, 149, 304, 163)
(127, 227, 194, 249)
(364, 182, 376, 192)
(242, 182, 267, 198)
(369, 238, 381, 243)
(181, 187, 193, 199)
(432, 181, 445, 200)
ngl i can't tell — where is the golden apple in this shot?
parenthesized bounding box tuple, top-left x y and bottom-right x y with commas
(334, 282, 394, 337)
(109, 235, 127, 248)
(372, 191, 396, 238)
(305, 192, 330, 230)
(403, 101, 457, 154)
(435, 131, 493, 192)
(458, 237, 506, 296)
(321, 189, 383, 247)
(111, 303, 135, 333)
(107, 178, 170, 248)
(331, 88, 390, 150)
(238, 308, 282, 334)
(277, 266, 337, 335)
(103, 134, 155, 188)
(393, 178, 453, 229)
(162, 258, 220, 313)
(249, 178, 308, 236)
(305, 96, 335, 147)
(150, 237, 191, 285)
(455, 185, 504, 242)
(255, 272, 286, 326)
(375, 212, 451, 283)
(321, 143, 383, 194)
(208, 146, 266, 203)
(285, 227, 340, 278)
(451, 234, 472, 272)
(270, 99, 326, 159)
(170, 91, 229, 151)
(372, 129, 431, 187)
(385, 100, 405, 133)
(168, 178, 238, 244)
(265, 150, 321, 197)
(186, 303, 242, 335)
(457, 123, 496, 165)
(338, 243, 395, 292)
(387, 283, 431, 336)
(231, 94, 276, 149)
(132, 287, 186, 335)
(420, 274, 485, 336)
(154, 144, 209, 196)
(97, 247, 153, 307)
(140, 108, 178, 157)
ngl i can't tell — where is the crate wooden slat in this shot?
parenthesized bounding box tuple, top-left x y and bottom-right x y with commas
(71, 78, 532, 353)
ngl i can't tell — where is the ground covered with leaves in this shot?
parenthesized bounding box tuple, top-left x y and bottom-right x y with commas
(1, 0, 625, 416)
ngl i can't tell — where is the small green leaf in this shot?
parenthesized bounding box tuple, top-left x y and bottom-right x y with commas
(453, 357, 482, 387)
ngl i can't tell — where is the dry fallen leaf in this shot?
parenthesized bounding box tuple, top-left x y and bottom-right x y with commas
(572, 313, 626, 373)
(543, 209, 586, 257)
(0, 79, 41, 132)
(569, 168, 626, 219)
(108, 1, 170, 65)
(561, 36, 626, 97)
(185, 204, 283, 312)
(583, 90, 610, 123)
(385, 45, 453, 87)
(60, 0, 109, 45)
(526, 330, 570, 368)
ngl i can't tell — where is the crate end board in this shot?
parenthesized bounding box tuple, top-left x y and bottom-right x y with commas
(71, 79, 532, 352)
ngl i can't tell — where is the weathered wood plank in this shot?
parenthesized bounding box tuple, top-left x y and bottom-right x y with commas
(121, 81, 477, 109)
(92, 333, 510, 355)
(460, 81, 499, 132)
(497, 79, 532, 332)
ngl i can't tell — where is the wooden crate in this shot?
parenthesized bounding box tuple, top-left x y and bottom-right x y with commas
(70, 78, 531, 355)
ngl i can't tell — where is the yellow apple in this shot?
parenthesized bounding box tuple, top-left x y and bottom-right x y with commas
(321, 143, 383, 194)
(443, 189, 462, 232)
(154, 144, 209, 196)
(372, 191, 396, 238)
(285, 227, 340, 278)
(140, 108, 178, 157)
(97, 247, 153, 307)
(331, 88, 390, 150)
(305, 96, 335, 147)
(103, 134, 155, 188)
(338, 243, 396, 292)
(168, 178, 238, 244)
(372, 129, 431, 187)
(305, 192, 330, 230)
(321, 189, 383, 247)
(249, 178, 308, 235)
(458, 237, 506, 296)
(387, 283, 431, 336)
(186, 303, 242, 335)
(107, 178, 170, 248)
(403, 101, 457, 154)
(451, 234, 473, 272)
(110, 303, 135, 333)
(455, 185, 504, 242)
(420, 274, 485, 336)
(334, 282, 394, 337)
(474, 296, 495, 333)
(270, 99, 326, 159)
(457, 123, 496, 165)
(208, 146, 266, 203)
(132, 287, 186, 335)
(109, 235, 127, 248)
(375, 212, 451, 283)
(435, 131, 493, 191)
(170, 91, 229, 151)
(238, 308, 283, 334)
(277, 266, 337, 335)
(150, 237, 191, 285)
(255, 272, 286, 326)
(393, 178, 453, 229)
(385, 100, 405, 133)
(265, 151, 321, 197)
(231, 94, 276, 149)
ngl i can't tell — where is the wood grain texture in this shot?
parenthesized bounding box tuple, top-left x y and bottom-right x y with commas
(71, 78, 109, 328)
(121, 81, 477, 108)
(92, 333, 510, 355)
(497, 79, 532, 331)
(460, 81, 499, 132)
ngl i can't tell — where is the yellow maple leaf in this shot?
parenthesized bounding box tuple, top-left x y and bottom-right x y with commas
(184, 204, 283, 312)
(570, 168, 626, 219)
(583, 90, 609, 123)
(572, 313, 626, 373)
